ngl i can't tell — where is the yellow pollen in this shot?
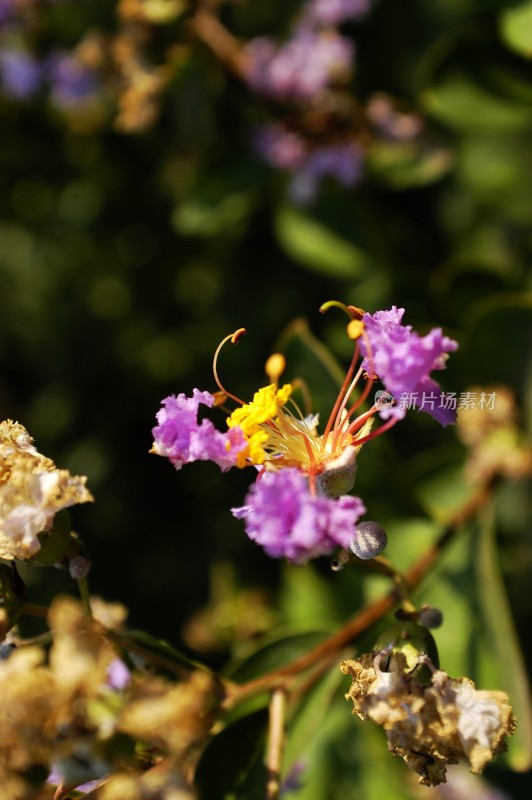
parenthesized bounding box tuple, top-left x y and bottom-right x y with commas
(227, 384, 292, 433)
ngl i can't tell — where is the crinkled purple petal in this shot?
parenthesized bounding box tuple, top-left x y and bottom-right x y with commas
(152, 390, 246, 471)
(360, 306, 458, 425)
(232, 468, 366, 564)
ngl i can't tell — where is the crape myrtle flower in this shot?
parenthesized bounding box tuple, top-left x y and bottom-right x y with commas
(0, 46, 42, 99)
(304, 0, 372, 26)
(243, 26, 353, 102)
(46, 49, 100, 110)
(254, 123, 363, 204)
(360, 306, 458, 426)
(151, 304, 458, 563)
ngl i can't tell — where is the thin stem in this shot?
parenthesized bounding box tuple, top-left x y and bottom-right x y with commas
(266, 688, 287, 800)
(372, 555, 417, 614)
(22, 602, 49, 618)
(189, 7, 247, 77)
(76, 576, 92, 618)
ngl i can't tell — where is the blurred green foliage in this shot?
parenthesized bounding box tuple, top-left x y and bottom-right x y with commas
(1, 1, 532, 796)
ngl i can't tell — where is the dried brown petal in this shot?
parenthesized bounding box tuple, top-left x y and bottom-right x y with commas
(342, 652, 515, 786)
(0, 420, 92, 561)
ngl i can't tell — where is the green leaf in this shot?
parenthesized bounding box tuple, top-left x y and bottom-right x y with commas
(227, 630, 330, 683)
(274, 205, 368, 279)
(367, 139, 454, 189)
(118, 629, 212, 674)
(422, 73, 532, 132)
(282, 665, 344, 779)
(194, 708, 269, 800)
(475, 507, 532, 770)
(500, 1, 532, 58)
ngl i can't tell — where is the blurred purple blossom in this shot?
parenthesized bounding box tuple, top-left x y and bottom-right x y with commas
(366, 93, 424, 140)
(0, 47, 42, 98)
(46, 50, 99, 109)
(254, 123, 307, 170)
(288, 141, 363, 203)
(152, 390, 247, 472)
(244, 27, 353, 101)
(305, 0, 371, 26)
(360, 307, 459, 426)
(232, 468, 366, 564)
(254, 122, 363, 204)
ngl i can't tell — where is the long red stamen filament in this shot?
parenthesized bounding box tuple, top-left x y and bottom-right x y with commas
(344, 405, 378, 438)
(212, 329, 247, 405)
(341, 373, 376, 427)
(349, 415, 399, 446)
(320, 342, 360, 450)
(330, 364, 364, 449)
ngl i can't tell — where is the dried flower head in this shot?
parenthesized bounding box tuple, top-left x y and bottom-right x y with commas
(456, 386, 532, 483)
(0, 420, 93, 561)
(341, 651, 515, 786)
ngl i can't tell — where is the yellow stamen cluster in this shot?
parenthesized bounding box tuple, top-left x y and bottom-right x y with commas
(227, 384, 293, 466)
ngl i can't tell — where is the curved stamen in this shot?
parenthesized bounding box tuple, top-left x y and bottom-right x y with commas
(319, 300, 354, 317)
(320, 341, 360, 451)
(348, 414, 399, 446)
(212, 328, 247, 405)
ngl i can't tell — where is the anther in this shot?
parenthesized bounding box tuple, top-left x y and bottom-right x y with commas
(347, 319, 365, 340)
(265, 353, 286, 384)
(231, 327, 246, 344)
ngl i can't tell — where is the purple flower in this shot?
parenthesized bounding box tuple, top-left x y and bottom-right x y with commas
(232, 468, 366, 564)
(46, 50, 99, 109)
(360, 307, 459, 426)
(0, 0, 15, 23)
(151, 389, 247, 472)
(254, 122, 364, 204)
(288, 142, 363, 204)
(0, 48, 42, 99)
(254, 123, 307, 170)
(305, 0, 371, 26)
(244, 28, 353, 101)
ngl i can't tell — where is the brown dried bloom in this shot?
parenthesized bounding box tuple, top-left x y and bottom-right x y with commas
(118, 669, 218, 770)
(341, 652, 515, 787)
(457, 387, 532, 484)
(0, 597, 118, 799)
(0, 420, 93, 561)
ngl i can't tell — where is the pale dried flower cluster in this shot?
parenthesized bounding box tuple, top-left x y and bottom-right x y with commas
(457, 387, 532, 484)
(0, 596, 217, 800)
(341, 651, 515, 786)
(0, 420, 92, 562)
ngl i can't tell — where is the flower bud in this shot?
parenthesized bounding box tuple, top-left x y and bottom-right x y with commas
(350, 521, 387, 560)
(418, 605, 443, 629)
(68, 555, 92, 580)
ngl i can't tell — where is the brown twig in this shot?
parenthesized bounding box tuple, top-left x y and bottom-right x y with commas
(188, 7, 247, 77)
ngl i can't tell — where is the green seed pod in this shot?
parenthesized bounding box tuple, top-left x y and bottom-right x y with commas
(372, 621, 440, 686)
(0, 563, 25, 639)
